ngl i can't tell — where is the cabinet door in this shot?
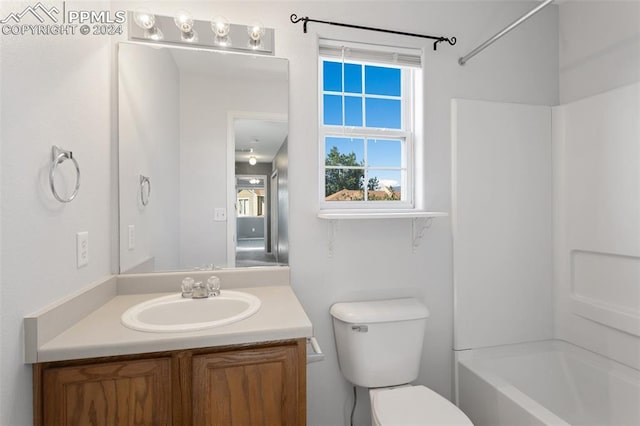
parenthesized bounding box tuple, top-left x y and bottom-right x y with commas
(192, 342, 304, 426)
(42, 358, 172, 426)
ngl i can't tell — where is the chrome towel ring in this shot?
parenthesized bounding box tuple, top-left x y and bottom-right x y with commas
(49, 145, 80, 203)
(140, 174, 151, 206)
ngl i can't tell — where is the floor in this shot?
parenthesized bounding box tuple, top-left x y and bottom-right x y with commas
(236, 238, 279, 267)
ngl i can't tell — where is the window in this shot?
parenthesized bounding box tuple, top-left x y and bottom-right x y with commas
(319, 40, 421, 209)
(237, 198, 249, 216)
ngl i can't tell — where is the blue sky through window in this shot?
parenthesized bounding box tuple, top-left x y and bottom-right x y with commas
(323, 60, 401, 129)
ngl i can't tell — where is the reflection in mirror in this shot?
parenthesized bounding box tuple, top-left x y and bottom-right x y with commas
(234, 118, 288, 267)
(118, 42, 288, 273)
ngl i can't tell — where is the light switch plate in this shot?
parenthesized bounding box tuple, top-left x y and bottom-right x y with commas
(76, 232, 89, 268)
(214, 208, 227, 221)
(128, 225, 135, 250)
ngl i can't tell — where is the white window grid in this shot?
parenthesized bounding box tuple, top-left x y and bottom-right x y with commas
(319, 57, 415, 209)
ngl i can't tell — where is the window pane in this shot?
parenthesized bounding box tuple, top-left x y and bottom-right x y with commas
(366, 169, 402, 201)
(325, 168, 365, 201)
(345, 96, 363, 127)
(365, 65, 401, 96)
(323, 61, 342, 92)
(325, 137, 364, 166)
(323, 95, 342, 125)
(368, 139, 402, 167)
(365, 98, 401, 129)
(344, 63, 362, 94)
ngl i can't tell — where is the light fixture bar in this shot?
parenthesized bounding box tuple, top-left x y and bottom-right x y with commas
(128, 12, 275, 55)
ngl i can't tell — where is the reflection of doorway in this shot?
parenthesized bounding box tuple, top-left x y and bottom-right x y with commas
(235, 175, 276, 267)
(228, 112, 287, 267)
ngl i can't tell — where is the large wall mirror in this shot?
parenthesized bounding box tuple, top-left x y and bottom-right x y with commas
(118, 43, 288, 273)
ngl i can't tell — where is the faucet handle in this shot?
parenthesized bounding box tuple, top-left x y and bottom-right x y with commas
(181, 277, 194, 297)
(207, 276, 221, 296)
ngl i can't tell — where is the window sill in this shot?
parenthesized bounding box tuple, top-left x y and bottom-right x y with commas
(317, 210, 448, 220)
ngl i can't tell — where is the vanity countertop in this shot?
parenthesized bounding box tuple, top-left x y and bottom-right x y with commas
(25, 268, 313, 363)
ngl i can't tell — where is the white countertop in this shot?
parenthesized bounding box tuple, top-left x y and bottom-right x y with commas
(25, 269, 313, 363)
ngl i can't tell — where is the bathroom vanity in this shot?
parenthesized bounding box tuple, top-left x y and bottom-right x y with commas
(33, 339, 305, 425)
(25, 267, 311, 426)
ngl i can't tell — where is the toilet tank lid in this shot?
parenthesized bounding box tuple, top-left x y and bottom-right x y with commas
(330, 298, 429, 324)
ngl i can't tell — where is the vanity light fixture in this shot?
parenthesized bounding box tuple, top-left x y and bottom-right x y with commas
(133, 9, 163, 41)
(174, 10, 198, 42)
(127, 11, 275, 55)
(249, 156, 257, 166)
(249, 178, 260, 185)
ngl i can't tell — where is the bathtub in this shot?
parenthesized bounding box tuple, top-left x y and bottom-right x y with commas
(456, 340, 640, 426)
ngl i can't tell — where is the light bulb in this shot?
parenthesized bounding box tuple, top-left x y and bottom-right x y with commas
(174, 10, 194, 33)
(211, 15, 230, 37)
(134, 9, 155, 30)
(174, 10, 197, 42)
(249, 156, 257, 166)
(247, 22, 265, 46)
(134, 9, 163, 41)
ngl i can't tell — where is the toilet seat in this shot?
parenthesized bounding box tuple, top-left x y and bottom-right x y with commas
(372, 385, 473, 426)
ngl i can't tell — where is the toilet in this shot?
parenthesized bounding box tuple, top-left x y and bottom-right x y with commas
(330, 298, 473, 425)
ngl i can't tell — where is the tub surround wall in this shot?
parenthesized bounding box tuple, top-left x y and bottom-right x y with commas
(553, 83, 640, 370)
(555, 1, 640, 372)
(452, 99, 554, 351)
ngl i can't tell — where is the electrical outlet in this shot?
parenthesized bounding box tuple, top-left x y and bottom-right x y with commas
(214, 208, 227, 221)
(128, 225, 135, 250)
(76, 232, 89, 268)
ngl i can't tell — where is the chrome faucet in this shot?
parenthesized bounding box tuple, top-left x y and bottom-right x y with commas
(181, 276, 221, 298)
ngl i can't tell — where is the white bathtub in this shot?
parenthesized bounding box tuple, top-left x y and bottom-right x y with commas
(456, 340, 640, 426)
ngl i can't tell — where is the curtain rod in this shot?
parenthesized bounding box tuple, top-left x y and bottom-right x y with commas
(458, 0, 554, 66)
(290, 14, 456, 51)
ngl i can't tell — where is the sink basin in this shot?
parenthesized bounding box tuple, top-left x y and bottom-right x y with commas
(121, 290, 261, 333)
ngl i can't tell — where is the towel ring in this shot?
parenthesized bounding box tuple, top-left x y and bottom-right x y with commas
(49, 146, 80, 203)
(140, 174, 151, 206)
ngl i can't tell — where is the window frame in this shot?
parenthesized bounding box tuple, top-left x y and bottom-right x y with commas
(318, 53, 417, 211)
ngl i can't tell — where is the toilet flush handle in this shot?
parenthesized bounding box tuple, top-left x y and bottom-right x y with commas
(352, 325, 368, 332)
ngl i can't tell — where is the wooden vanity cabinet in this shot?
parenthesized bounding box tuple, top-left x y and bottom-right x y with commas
(33, 339, 306, 426)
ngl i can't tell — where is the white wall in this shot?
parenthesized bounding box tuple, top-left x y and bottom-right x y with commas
(118, 43, 181, 272)
(452, 100, 554, 351)
(559, 1, 640, 104)
(179, 70, 287, 268)
(0, 1, 559, 424)
(0, 1, 112, 424)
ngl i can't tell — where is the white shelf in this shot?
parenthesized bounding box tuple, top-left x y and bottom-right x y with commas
(317, 210, 448, 220)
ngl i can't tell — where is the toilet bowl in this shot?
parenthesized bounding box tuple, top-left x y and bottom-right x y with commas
(370, 385, 472, 426)
(330, 298, 474, 425)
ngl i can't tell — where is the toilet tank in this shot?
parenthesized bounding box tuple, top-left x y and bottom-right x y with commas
(330, 298, 429, 388)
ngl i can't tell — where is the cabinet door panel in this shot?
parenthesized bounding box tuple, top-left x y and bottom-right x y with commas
(42, 358, 172, 426)
(193, 345, 300, 426)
